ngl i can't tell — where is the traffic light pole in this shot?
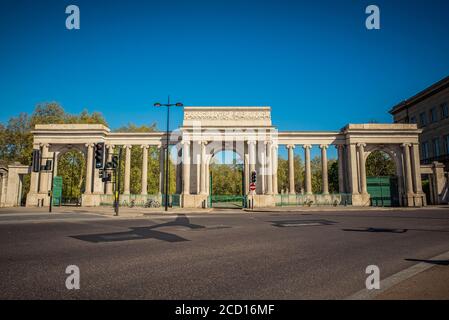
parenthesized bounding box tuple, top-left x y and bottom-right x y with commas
(48, 152, 56, 213)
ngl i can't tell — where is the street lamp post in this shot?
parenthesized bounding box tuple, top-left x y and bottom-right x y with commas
(154, 97, 183, 211)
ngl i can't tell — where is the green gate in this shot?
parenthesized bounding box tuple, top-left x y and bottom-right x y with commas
(208, 165, 247, 208)
(367, 176, 399, 207)
(52, 176, 63, 206)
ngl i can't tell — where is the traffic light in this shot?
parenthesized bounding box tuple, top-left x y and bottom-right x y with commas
(251, 171, 257, 183)
(44, 159, 52, 171)
(95, 143, 105, 169)
(31, 149, 40, 172)
(111, 155, 118, 169)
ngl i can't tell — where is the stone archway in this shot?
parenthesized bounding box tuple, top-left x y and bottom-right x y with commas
(56, 148, 86, 205)
(208, 149, 246, 208)
(364, 148, 400, 206)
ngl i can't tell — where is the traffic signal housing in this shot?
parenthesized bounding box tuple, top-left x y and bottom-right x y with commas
(31, 149, 40, 172)
(251, 171, 257, 184)
(111, 155, 118, 169)
(95, 143, 105, 169)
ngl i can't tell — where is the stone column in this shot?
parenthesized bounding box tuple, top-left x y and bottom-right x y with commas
(29, 144, 40, 194)
(411, 143, 423, 194)
(348, 144, 359, 194)
(141, 145, 149, 195)
(320, 145, 329, 194)
(304, 145, 312, 195)
(106, 145, 114, 195)
(357, 143, 367, 194)
(244, 154, 249, 195)
(182, 140, 191, 195)
(272, 144, 278, 194)
(266, 141, 273, 195)
(287, 144, 295, 194)
(259, 141, 266, 194)
(84, 143, 94, 194)
(402, 143, 414, 195)
(176, 145, 183, 194)
(248, 140, 256, 194)
(337, 145, 345, 193)
(200, 141, 207, 194)
(158, 145, 165, 195)
(53, 151, 59, 177)
(39, 144, 50, 193)
(123, 145, 131, 195)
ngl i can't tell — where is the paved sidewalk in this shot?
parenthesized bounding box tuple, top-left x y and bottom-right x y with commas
(376, 264, 449, 300)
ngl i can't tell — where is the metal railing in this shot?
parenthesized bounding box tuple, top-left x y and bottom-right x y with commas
(275, 193, 352, 207)
(99, 194, 181, 208)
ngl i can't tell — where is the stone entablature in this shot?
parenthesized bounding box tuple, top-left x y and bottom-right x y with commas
(183, 106, 272, 127)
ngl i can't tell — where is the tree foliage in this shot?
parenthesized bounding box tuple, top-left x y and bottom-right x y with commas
(366, 150, 396, 177)
(0, 102, 108, 202)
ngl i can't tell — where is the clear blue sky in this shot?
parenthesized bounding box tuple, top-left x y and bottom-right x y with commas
(1, 0, 448, 135)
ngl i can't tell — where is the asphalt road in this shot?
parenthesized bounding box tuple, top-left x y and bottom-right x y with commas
(0, 208, 449, 299)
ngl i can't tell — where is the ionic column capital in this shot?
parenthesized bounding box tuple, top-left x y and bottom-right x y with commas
(40, 143, 51, 148)
(401, 143, 411, 148)
(356, 143, 366, 148)
(286, 144, 295, 149)
(124, 144, 132, 149)
(247, 140, 257, 145)
(303, 144, 312, 150)
(181, 140, 191, 146)
(319, 144, 329, 150)
(140, 144, 150, 149)
(335, 144, 345, 150)
(85, 143, 95, 148)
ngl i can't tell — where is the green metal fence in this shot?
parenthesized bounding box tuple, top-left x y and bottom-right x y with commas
(275, 193, 352, 207)
(209, 195, 247, 208)
(99, 194, 182, 208)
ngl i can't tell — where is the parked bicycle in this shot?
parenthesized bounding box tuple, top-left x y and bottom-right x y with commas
(144, 199, 160, 208)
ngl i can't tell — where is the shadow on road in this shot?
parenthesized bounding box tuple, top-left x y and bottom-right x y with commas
(270, 219, 337, 227)
(405, 258, 449, 266)
(71, 214, 205, 243)
(342, 227, 408, 233)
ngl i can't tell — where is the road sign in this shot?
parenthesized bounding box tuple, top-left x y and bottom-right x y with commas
(249, 182, 256, 191)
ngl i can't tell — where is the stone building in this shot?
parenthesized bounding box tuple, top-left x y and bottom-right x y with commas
(22, 106, 425, 208)
(390, 75, 449, 168)
(390, 75, 449, 204)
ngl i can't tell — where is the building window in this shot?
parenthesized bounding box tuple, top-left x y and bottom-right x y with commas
(441, 103, 449, 119)
(433, 138, 440, 157)
(410, 116, 417, 124)
(422, 141, 429, 159)
(419, 112, 427, 126)
(429, 107, 437, 123)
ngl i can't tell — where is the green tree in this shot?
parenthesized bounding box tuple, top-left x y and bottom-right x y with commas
(328, 160, 339, 193)
(366, 151, 396, 177)
(0, 102, 108, 203)
(277, 155, 304, 193)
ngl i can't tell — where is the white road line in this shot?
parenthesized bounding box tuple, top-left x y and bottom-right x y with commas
(346, 249, 449, 300)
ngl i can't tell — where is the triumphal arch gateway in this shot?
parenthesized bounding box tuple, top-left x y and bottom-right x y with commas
(25, 106, 425, 208)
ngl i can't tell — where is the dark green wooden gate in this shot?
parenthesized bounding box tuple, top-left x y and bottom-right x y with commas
(367, 176, 399, 207)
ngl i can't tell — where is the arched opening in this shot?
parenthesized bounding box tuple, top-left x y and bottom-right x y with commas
(57, 149, 86, 205)
(365, 150, 399, 207)
(209, 150, 245, 208)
